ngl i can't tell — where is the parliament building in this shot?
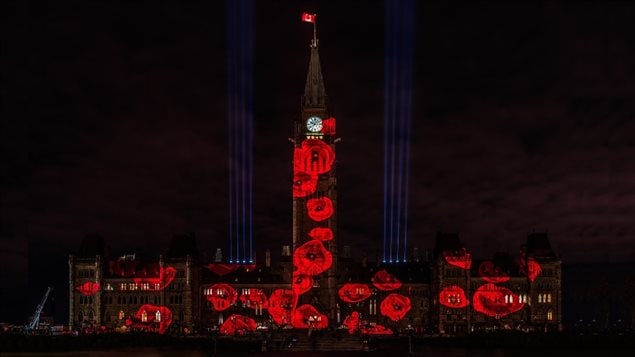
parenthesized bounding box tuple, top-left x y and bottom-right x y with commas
(68, 32, 562, 336)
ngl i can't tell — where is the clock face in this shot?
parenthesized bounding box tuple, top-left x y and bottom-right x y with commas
(306, 116, 323, 133)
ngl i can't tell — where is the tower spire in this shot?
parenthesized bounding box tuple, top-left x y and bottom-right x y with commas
(303, 18, 327, 108)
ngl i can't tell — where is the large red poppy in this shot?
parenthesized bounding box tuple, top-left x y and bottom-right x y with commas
(519, 256, 542, 282)
(239, 288, 268, 309)
(292, 304, 328, 329)
(206, 283, 238, 311)
(293, 171, 318, 198)
(342, 311, 360, 334)
(443, 249, 472, 269)
(338, 283, 372, 303)
(205, 263, 240, 276)
(371, 270, 402, 291)
(306, 197, 334, 222)
(308, 227, 334, 241)
(439, 285, 469, 308)
(292, 271, 313, 295)
(472, 283, 524, 317)
(360, 324, 393, 335)
(294, 139, 335, 175)
(321, 117, 336, 135)
(76, 281, 100, 296)
(380, 293, 411, 322)
(220, 314, 257, 335)
(268, 289, 297, 326)
(133, 266, 176, 290)
(134, 304, 173, 334)
(293, 239, 333, 276)
(478, 261, 510, 283)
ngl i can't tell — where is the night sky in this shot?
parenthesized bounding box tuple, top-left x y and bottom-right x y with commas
(2, 0, 635, 323)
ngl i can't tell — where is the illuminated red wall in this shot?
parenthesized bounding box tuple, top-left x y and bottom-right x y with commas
(338, 283, 371, 303)
(478, 261, 510, 283)
(306, 197, 334, 222)
(472, 283, 524, 317)
(439, 285, 469, 308)
(220, 314, 257, 335)
(294, 139, 335, 175)
(372, 269, 402, 291)
(205, 263, 240, 276)
(380, 293, 411, 322)
(292, 304, 328, 329)
(268, 289, 297, 326)
(292, 271, 313, 295)
(518, 256, 542, 282)
(443, 249, 472, 269)
(321, 117, 336, 135)
(239, 288, 268, 309)
(293, 239, 333, 276)
(361, 324, 393, 335)
(133, 266, 176, 290)
(308, 227, 333, 241)
(76, 281, 100, 296)
(206, 283, 238, 311)
(293, 171, 318, 198)
(342, 311, 360, 334)
(134, 304, 173, 334)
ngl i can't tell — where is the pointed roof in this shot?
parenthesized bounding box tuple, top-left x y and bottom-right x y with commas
(303, 41, 327, 108)
(526, 232, 557, 259)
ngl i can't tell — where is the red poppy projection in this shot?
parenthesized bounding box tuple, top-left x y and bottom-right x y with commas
(439, 285, 469, 308)
(205, 263, 240, 276)
(372, 270, 402, 291)
(293, 139, 335, 175)
(338, 283, 372, 303)
(292, 271, 313, 295)
(206, 283, 238, 311)
(133, 266, 176, 290)
(134, 304, 172, 334)
(293, 240, 333, 276)
(472, 283, 524, 317)
(519, 256, 542, 282)
(220, 314, 257, 335)
(321, 117, 336, 135)
(306, 197, 334, 222)
(380, 293, 411, 321)
(293, 171, 318, 198)
(292, 304, 328, 329)
(308, 227, 333, 241)
(76, 281, 100, 296)
(239, 288, 268, 308)
(360, 324, 393, 335)
(443, 249, 472, 269)
(342, 311, 360, 334)
(478, 261, 510, 283)
(268, 289, 297, 326)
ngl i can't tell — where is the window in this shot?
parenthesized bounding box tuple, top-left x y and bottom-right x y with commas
(156, 310, 161, 322)
(547, 293, 552, 303)
(547, 309, 553, 321)
(141, 310, 148, 322)
(538, 294, 543, 303)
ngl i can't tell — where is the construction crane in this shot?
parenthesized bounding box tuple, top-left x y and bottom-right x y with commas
(25, 287, 53, 333)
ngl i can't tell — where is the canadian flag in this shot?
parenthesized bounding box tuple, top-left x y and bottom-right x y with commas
(301, 12, 316, 23)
